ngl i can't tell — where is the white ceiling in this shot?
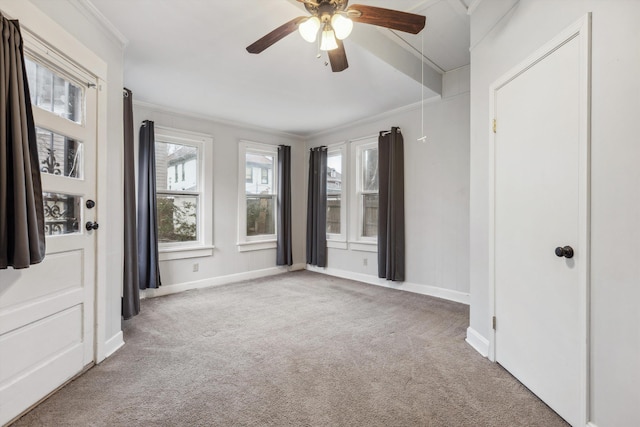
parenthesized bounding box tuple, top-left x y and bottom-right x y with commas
(87, 0, 471, 136)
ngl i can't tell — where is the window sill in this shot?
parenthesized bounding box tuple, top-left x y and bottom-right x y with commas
(327, 240, 348, 250)
(237, 240, 277, 252)
(349, 241, 377, 253)
(159, 245, 215, 261)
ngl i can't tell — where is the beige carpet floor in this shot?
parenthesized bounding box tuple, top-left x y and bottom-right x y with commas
(12, 271, 568, 426)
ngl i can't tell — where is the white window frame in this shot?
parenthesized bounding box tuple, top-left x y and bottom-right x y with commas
(155, 126, 214, 261)
(237, 140, 279, 252)
(326, 143, 348, 249)
(349, 136, 378, 252)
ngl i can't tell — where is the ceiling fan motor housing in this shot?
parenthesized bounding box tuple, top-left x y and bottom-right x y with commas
(305, 0, 349, 18)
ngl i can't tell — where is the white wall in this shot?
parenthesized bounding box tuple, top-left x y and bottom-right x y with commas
(306, 66, 470, 304)
(469, 1, 640, 425)
(133, 103, 306, 294)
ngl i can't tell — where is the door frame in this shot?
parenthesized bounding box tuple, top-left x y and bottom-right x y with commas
(487, 14, 591, 426)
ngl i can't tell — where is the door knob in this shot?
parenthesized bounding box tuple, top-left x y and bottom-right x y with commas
(555, 246, 574, 259)
(86, 200, 96, 209)
(85, 221, 99, 231)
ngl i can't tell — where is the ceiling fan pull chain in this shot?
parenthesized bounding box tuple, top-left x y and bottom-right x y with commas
(417, 29, 427, 143)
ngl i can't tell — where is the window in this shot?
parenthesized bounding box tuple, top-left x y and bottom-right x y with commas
(238, 141, 278, 251)
(156, 141, 199, 244)
(154, 127, 213, 260)
(326, 144, 347, 247)
(350, 137, 378, 251)
(360, 145, 379, 238)
(245, 166, 252, 183)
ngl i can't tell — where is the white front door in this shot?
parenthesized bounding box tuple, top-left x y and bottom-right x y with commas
(0, 48, 98, 425)
(492, 19, 590, 427)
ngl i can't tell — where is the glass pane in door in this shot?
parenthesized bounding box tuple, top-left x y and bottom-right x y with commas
(43, 192, 81, 235)
(25, 57, 84, 124)
(36, 128, 83, 178)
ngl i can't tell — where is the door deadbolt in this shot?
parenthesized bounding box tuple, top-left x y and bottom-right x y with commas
(85, 221, 99, 231)
(555, 246, 574, 259)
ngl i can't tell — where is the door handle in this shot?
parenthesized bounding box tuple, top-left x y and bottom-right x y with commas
(555, 246, 574, 259)
(85, 221, 99, 231)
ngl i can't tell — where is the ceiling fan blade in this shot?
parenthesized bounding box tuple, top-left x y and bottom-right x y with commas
(347, 5, 426, 34)
(246, 16, 307, 54)
(328, 39, 348, 72)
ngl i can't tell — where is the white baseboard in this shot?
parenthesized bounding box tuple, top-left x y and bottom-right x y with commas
(140, 265, 297, 299)
(465, 326, 490, 358)
(586, 422, 599, 427)
(102, 331, 124, 360)
(306, 265, 470, 305)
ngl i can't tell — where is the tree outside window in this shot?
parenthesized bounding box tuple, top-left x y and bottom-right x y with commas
(327, 151, 343, 235)
(245, 152, 276, 237)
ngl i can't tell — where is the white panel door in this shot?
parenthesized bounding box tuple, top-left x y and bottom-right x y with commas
(0, 50, 97, 425)
(493, 27, 589, 427)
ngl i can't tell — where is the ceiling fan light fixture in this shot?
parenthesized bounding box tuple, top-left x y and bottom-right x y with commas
(331, 14, 353, 40)
(299, 16, 321, 43)
(320, 28, 339, 51)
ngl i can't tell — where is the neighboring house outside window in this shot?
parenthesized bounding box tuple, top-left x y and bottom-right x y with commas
(238, 141, 278, 251)
(154, 127, 213, 261)
(326, 143, 347, 248)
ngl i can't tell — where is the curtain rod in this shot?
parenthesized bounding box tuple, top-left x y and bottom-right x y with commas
(380, 127, 401, 136)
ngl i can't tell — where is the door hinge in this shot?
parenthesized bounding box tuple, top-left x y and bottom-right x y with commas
(492, 316, 496, 330)
(492, 119, 497, 133)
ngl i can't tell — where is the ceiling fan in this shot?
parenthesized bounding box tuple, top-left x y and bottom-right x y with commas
(246, 0, 426, 72)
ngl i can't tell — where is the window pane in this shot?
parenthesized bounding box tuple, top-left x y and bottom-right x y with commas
(362, 194, 379, 237)
(43, 192, 80, 236)
(25, 57, 83, 123)
(362, 147, 378, 192)
(327, 196, 341, 234)
(157, 194, 198, 243)
(246, 195, 275, 236)
(155, 142, 198, 191)
(327, 151, 342, 234)
(245, 152, 274, 195)
(245, 166, 252, 182)
(36, 128, 83, 178)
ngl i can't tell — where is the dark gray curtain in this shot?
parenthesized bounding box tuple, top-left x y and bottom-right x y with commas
(0, 17, 46, 269)
(276, 145, 293, 266)
(137, 120, 161, 289)
(122, 89, 139, 318)
(306, 146, 327, 267)
(378, 127, 405, 281)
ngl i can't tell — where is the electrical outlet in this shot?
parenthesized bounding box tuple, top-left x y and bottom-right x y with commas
(363, 258, 368, 266)
(193, 263, 199, 272)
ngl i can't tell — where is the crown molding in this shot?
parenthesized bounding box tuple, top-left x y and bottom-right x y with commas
(132, 100, 306, 142)
(70, 0, 129, 49)
(466, 0, 484, 16)
(305, 93, 443, 140)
